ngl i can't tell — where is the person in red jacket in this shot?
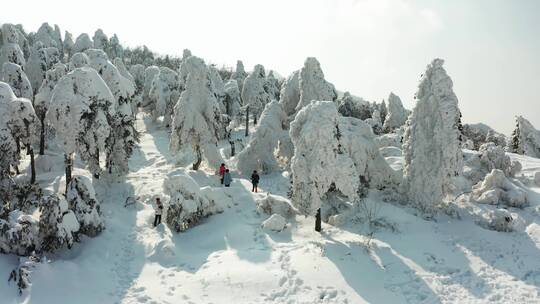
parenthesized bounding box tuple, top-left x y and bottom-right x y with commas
(219, 163, 226, 184)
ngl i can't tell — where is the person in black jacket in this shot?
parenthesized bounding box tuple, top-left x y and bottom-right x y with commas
(251, 170, 260, 193)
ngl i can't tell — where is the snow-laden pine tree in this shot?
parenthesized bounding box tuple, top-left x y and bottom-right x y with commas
(114, 58, 134, 84)
(38, 194, 79, 252)
(223, 79, 241, 118)
(72, 33, 93, 54)
(69, 52, 90, 70)
(510, 116, 540, 158)
(34, 23, 61, 49)
(66, 176, 104, 237)
(236, 101, 288, 175)
(1, 23, 30, 60)
(35, 63, 68, 155)
(93, 29, 109, 50)
(106, 34, 123, 59)
(401, 59, 463, 216)
(0, 127, 18, 177)
(142, 65, 160, 107)
(25, 43, 49, 94)
(290, 101, 398, 231)
(0, 210, 39, 256)
(382, 92, 408, 132)
(208, 65, 226, 112)
(0, 32, 25, 77)
(86, 49, 137, 175)
(129, 64, 145, 95)
(241, 64, 270, 124)
(279, 70, 300, 117)
(295, 57, 337, 113)
(169, 56, 224, 170)
(379, 100, 387, 125)
(63, 31, 74, 58)
(2, 62, 32, 100)
(149, 67, 180, 127)
(230, 60, 247, 96)
(47, 67, 114, 189)
(337, 92, 373, 120)
(264, 70, 280, 100)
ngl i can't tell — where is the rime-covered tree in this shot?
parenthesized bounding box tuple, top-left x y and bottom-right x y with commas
(208, 65, 226, 111)
(66, 176, 104, 237)
(382, 92, 408, 132)
(149, 67, 180, 127)
(106, 34, 123, 59)
(47, 67, 114, 189)
(264, 70, 280, 100)
(142, 65, 160, 107)
(241, 64, 270, 124)
(2, 62, 32, 100)
(72, 33, 93, 54)
(170, 56, 224, 170)
(35, 63, 68, 154)
(34, 23, 61, 49)
(295, 57, 337, 113)
(236, 100, 289, 175)
(510, 116, 540, 158)
(379, 100, 387, 125)
(63, 31, 74, 58)
(230, 60, 247, 95)
(290, 101, 398, 231)
(401, 59, 463, 216)
(0, 30, 25, 75)
(38, 194, 79, 252)
(92, 29, 109, 50)
(114, 58, 134, 83)
(68, 52, 90, 70)
(279, 70, 300, 117)
(0, 127, 18, 177)
(223, 79, 241, 118)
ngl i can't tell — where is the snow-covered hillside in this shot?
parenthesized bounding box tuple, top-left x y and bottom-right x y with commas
(1, 113, 540, 304)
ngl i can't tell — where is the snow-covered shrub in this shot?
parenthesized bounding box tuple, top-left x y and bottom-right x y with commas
(223, 79, 241, 118)
(290, 101, 399, 230)
(149, 67, 180, 126)
(236, 101, 289, 175)
(337, 92, 372, 120)
(72, 33, 93, 54)
(471, 169, 528, 208)
(261, 214, 287, 232)
(241, 64, 270, 122)
(163, 172, 223, 232)
(230, 60, 247, 97)
(479, 142, 521, 177)
(401, 59, 463, 215)
(279, 70, 300, 117)
(256, 194, 297, 218)
(170, 56, 224, 171)
(2, 62, 32, 100)
(476, 208, 513, 232)
(8, 255, 42, 295)
(66, 176, 104, 237)
(38, 194, 79, 252)
(295, 57, 337, 113)
(382, 93, 408, 132)
(510, 116, 540, 158)
(0, 210, 39, 256)
(462, 123, 506, 150)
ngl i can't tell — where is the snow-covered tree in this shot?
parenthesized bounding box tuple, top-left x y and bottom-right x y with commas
(223, 79, 241, 118)
(382, 93, 408, 132)
(25, 43, 49, 93)
(295, 57, 337, 113)
(236, 101, 288, 175)
(129, 64, 145, 94)
(69, 52, 89, 70)
(230, 60, 247, 95)
(169, 56, 224, 170)
(279, 70, 300, 117)
(47, 67, 114, 189)
(401, 59, 463, 216)
(1, 24, 30, 60)
(337, 92, 371, 120)
(241, 64, 270, 124)
(509, 116, 540, 158)
(35, 63, 68, 154)
(0, 127, 18, 176)
(66, 176, 104, 237)
(63, 31, 74, 58)
(0, 31, 25, 76)
(149, 67, 180, 127)
(106, 34, 123, 60)
(2, 62, 32, 100)
(38, 194, 79, 252)
(264, 70, 280, 100)
(379, 100, 387, 125)
(142, 65, 160, 107)
(114, 58, 134, 83)
(72, 33, 93, 54)
(92, 29, 108, 50)
(365, 109, 383, 135)
(34, 23, 60, 49)
(208, 65, 226, 110)
(290, 101, 398, 231)
(0, 210, 39, 256)
(462, 123, 506, 150)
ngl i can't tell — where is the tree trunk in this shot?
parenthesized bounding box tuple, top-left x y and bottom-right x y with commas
(229, 141, 235, 157)
(245, 106, 249, 137)
(29, 145, 35, 184)
(64, 153, 72, 195)
(315, 208, 322, 232)
(16, 138, 20, 155)
(39, 114, 45, 155)
(192, 145, 202, 170)
(253, 111, 258, 125)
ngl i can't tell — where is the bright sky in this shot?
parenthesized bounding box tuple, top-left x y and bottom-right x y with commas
(2, 0, 539, 134)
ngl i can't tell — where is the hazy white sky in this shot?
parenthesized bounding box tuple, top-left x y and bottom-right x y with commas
(2, 0, 539, 134)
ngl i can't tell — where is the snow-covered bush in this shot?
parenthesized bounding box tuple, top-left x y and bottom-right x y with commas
(462, 123, 506, 150)
(337, 92, 373, 120)
(72, 33, 93, 54)
(290, 101, 399, 230)
(38, 194, 79, 252)
(230, 60, 247, 97)
(279, 70, 300, 117)
(2, 62, 32, 100)
(223, 79, 241, 118)
(401, 59, 462, 215)
(256, 193, 297, 218)
(241, 64, 270, 123)
(479, 142, 521, 178)
(510, 116, 540, 158)
(382, 93, 408, 132)
(295, 57, 337, 113)
(170, 56, 224, 170)
(0, 210, 39, 256)
(236, 100, 288, 175)
(66, 176, 104, 237)
(471, 169, 528, 208)
(476, 208, 514, 232)
(261, 214, 287, 232)
(149, 67, 180, 126)
(163, 172, 223, 232)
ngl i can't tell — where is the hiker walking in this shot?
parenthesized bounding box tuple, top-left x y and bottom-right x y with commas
(154, 197, 163, 227)
(219, 163, 226, 184)
(251, 170, 260, 193)
(223, 169, 232, 187)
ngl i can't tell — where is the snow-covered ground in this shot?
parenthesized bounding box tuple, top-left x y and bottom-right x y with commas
(1, 114, 540, 304)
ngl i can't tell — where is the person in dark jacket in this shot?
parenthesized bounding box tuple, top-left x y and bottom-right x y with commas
(251, 170, 260, 192)
(223, 169, 232, 187)
(219, 163, 226, 184)
(154, 197, 163, 227)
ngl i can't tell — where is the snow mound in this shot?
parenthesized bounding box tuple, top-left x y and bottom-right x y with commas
(476, 208, 514, 232)
(256, 193, 297, 218)
(472, 169, 528, 208)
(261, 214, 287, 232)
(379, 146, 402, 158)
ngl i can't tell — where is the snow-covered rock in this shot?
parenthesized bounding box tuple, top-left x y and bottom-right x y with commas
(472, 169, 528, 208)
(256, 193, 297, 218)
(261, 214, 287, 232)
